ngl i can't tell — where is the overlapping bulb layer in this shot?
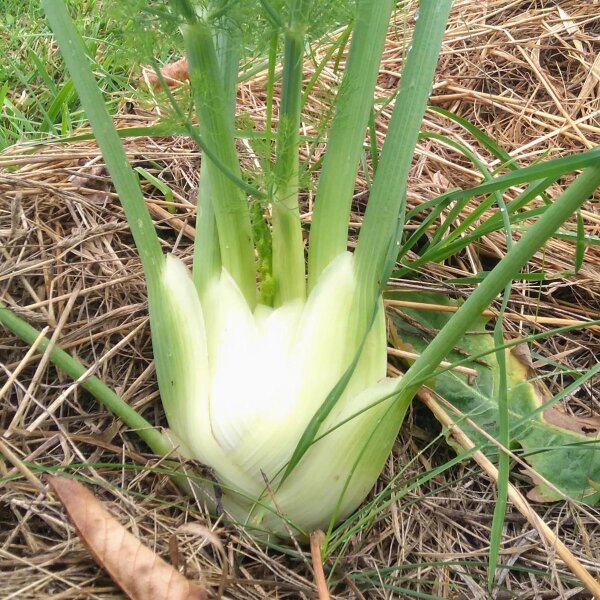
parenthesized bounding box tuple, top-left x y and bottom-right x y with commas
(150, 252, 401, 536)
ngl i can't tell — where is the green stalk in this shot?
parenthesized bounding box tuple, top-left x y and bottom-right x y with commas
(193, 161, 222, 297)
(193, 8, 241, 296)
(397, 165, 600, 403)
(307, 0, 395, 290)
(264, 32, 278, 177)
(354, 1, 453, 333)
(283, 3, 452, 480)
(270, 0, 313, 304)
(183, 19, 257, 307)
(0, 303, 174, 457)
(488, 288, 510, 589)
(41, 0, 163, 289)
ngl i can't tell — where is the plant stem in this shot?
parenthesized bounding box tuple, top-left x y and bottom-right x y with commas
(0, 303, 174, 457)
(270, 0, 312, 304)
(183, 19, 257, 307)
(354, 1, 453, 333)
(398, 165, 600, 402)
(307, 0, 395, 290)
(193, 164, 222, 297)
(193, 7, 241, 297)
(41, 0, 164, 287)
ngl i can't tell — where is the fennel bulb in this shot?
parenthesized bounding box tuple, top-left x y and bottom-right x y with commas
(40, 0, 453, 541)
(151, 252, 401, 535)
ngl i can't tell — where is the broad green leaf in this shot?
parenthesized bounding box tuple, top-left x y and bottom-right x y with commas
(388, 292, 600, 504)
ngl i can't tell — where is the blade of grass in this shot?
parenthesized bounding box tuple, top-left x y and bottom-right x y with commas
(301, 21, 353, 111)
(429, 105, 513, 166)
(135, 166, 175, 214)
(574, 210, 585, 274)
(393, 164, 600, 415)
(41, 79, 76, 133)
(488, 188, 514, 589)
(395, 175, 564, 279)
(440, 145, 600, 204)
(420, 132, 499, 248)
(418, 388, 600, 599)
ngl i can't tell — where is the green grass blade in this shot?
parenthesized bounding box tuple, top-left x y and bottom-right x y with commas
(429, 105, 513, 166)
(28, 47, 58, 93)
(368, 106, 380, 175)
(135, 166, 174, 213)
(394, 164, 600, 409)
(488, 195, 514, 589)
(437, 176, 554, 251)
(440, 145, 600, 204)
(574, 210, 585, 274)
(41, 79, 76, 133)
(395, 176, 563, 279)
(0, 82, 10, 148)
(301, 21, 353, 110)
(419, 132, 498, 247)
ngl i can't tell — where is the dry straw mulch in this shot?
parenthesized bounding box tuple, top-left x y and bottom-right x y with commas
(1, 1, 600, 598)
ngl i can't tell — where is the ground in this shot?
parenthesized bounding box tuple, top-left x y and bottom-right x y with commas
(1, 1, 599, 598)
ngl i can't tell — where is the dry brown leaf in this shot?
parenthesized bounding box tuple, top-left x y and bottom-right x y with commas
(47, 475, 208, 600)
(140, 58, 190, 90)
(509, 342, 534, 369)
(511, 343, 600, 437)
(542, 407, 600, 437)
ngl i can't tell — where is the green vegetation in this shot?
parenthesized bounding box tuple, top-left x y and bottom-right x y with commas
(0, 0, 135, 147)
(1, 0, 599, 595)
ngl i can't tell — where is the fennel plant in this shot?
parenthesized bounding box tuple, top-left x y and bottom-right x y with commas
(1, 0, 597, 540)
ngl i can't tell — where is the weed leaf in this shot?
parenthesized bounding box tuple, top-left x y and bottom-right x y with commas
(388, 292, 600, 504)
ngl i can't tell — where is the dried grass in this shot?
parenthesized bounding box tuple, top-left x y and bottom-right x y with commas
(1, 1, 600, 597)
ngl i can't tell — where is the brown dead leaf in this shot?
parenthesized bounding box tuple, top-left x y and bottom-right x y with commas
(542, 407, 600, 437)
(140, 58, 190, 90)
(510, 342, 534, 369)
(510, 343, 600, 438)
(47, 475, 208, 600)
(525, 471, 556, 503)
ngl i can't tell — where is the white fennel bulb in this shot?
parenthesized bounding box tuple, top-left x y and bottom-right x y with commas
(150, 252, 402, 537)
